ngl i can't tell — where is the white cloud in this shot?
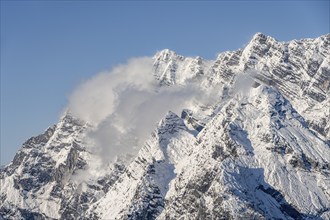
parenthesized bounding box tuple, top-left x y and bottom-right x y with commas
(232, 71, 256, 96)
(68, 57, 155, 125)
(68, 57, 202, 163)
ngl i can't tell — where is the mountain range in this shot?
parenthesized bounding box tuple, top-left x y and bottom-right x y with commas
(1, 32, 329, 220)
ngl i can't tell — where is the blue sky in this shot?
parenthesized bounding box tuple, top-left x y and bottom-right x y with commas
(1, 1, 329, 165)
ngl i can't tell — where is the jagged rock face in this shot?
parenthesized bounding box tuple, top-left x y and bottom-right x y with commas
(1, 33, 330, 220)
(0, 116, 88, 219)
(153, 49, 210, 85)
(239, 33, 330, 140)
(86, 112, 196, 220)
(160, 86, 330, 219)
(0, 115, 126, 219)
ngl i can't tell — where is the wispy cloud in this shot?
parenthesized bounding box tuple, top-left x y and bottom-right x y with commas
(68, 57, 202, 162)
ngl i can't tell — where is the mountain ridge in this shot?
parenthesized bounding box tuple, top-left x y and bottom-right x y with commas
(1, 32, 329, 219)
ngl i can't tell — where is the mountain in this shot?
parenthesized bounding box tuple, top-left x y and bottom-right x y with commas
(1, 33, 329, 220)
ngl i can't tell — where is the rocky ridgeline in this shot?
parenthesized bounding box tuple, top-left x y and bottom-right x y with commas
(1, 33, 329, 219)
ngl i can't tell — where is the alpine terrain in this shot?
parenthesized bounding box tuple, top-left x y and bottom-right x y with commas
(1, 33, 330, 220)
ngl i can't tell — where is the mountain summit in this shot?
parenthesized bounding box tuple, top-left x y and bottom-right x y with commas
(1, 33, 330, 219)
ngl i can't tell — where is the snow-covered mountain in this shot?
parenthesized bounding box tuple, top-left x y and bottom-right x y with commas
(1, 33, 329, 220)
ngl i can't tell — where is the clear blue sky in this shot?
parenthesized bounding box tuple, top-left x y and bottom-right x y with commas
(1, 1, 329, 165)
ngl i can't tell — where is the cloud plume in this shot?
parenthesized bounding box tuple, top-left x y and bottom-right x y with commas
(68, 57, 156, 125)
(68, 57, 202, 162)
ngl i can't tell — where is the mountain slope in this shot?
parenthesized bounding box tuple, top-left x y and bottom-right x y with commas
(160, 85, 330, 219)
(1, 33, 329, 220)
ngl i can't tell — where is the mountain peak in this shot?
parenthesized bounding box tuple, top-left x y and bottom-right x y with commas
(157, 111, 186, 131)
(249, 32, 277, 45)
(252, 32, 267, 39)
(154, 49, 179, 62)
(59, 112, 86, 128)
